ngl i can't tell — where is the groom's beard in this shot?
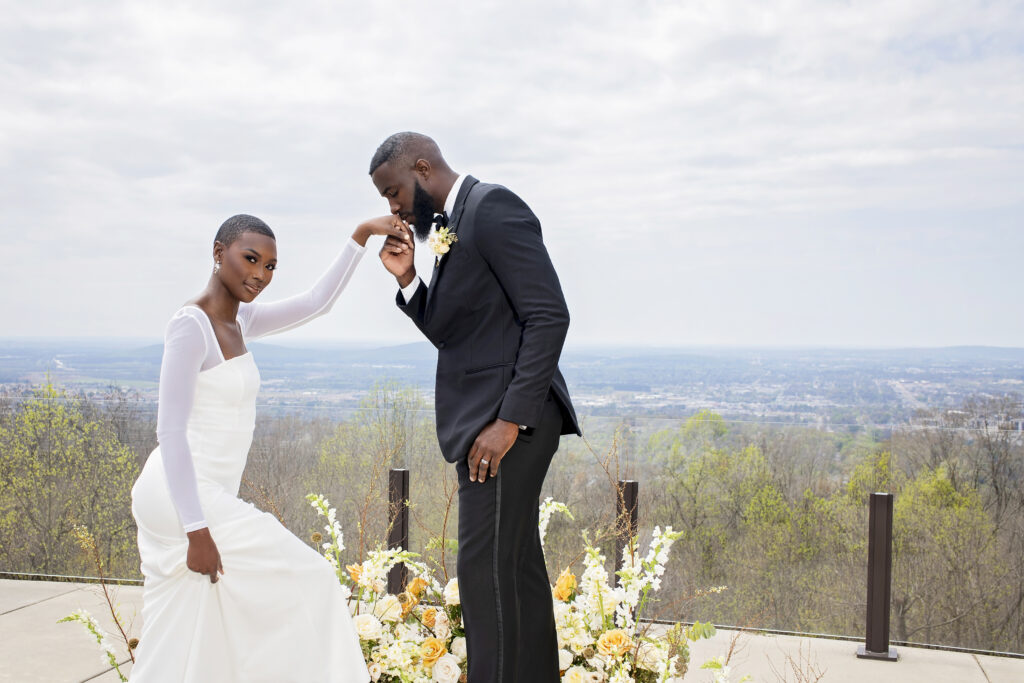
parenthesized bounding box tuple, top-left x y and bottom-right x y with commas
(411, 181, 436, 242)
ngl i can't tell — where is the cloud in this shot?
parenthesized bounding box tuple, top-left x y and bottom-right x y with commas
(1, 0, 1022, 346)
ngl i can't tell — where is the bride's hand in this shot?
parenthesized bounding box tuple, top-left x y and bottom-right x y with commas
(353, 215, 411, 248)
(186, 527, 224, 583)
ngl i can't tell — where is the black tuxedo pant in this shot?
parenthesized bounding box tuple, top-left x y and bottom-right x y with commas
(455, 394, 562, 683)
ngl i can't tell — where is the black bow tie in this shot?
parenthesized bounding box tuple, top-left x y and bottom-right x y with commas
(434, 211, 449, 229)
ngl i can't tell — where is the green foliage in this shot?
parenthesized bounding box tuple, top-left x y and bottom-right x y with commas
(845, 449, 903, 502)
(0, 384, 139, 576)
(664, 620, 717, 679)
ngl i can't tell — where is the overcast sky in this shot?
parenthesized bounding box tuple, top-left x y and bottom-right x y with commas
(1, 1, 1022, 348)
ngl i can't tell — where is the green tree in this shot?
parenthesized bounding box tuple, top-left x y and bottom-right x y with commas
(0, 384, 139, 577)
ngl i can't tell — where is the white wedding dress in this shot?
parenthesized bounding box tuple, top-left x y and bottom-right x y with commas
(130, 240, 369, 683)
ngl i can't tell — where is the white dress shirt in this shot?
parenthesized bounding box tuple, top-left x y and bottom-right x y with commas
(400, 174, 466, 303)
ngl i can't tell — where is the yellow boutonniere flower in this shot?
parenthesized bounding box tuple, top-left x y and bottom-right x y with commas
(428, 227, 458, 266)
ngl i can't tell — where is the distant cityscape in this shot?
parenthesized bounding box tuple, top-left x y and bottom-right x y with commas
(2, 339, 1023, 426)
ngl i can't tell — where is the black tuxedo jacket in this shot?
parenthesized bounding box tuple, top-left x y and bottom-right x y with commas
(397, 176, 580, 463)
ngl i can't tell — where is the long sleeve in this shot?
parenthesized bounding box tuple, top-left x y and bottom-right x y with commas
(239, 239, 365, 339)
(155, 311, 209, 532)
(474, 188, 571, 428)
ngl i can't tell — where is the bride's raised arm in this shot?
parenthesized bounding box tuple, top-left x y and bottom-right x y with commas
(238, 216, 410, 339)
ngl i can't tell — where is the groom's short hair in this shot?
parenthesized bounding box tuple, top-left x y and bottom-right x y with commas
(369, 132, 439, 174)
(214, 214, 275, 246)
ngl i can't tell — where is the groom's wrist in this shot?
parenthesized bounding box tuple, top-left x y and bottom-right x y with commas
(396, 270, 417, 289)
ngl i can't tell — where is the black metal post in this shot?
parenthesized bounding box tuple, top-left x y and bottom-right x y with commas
(387, 468, 410, 595)
(857, 492, 898, 661)
(614, 480, 639, 587)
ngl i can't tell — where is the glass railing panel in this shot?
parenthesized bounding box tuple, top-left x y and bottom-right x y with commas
(2, 382, 1021, 655)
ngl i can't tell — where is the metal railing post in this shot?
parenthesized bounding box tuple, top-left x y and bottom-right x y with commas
(614, 480, 639, 587)
(857, 491, 899, 661)
(387, 468, 410, 595)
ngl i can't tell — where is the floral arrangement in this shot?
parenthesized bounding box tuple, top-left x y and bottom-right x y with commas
(427, 227, 458, 265)
(307, 494, 727, 683)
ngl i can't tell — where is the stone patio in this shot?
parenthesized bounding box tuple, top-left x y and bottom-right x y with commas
(2, 578, 1021, 682)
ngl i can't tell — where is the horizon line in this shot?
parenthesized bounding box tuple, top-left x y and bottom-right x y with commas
(1, 336, 1022, 353)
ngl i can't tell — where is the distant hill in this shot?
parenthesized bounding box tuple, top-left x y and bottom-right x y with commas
(2, 339, 1022, 422)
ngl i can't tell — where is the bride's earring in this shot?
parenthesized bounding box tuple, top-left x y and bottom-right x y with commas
(214, 261, 221, 274)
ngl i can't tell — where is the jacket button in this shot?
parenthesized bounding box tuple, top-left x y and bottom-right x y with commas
(438, 341, 446, 349)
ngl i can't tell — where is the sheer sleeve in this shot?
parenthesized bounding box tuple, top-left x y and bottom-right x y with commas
(239, 239, 365, 339)
(155, 310, 209, 532)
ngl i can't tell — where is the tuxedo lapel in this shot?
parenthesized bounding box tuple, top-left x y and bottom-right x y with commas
(426, 176, 478, 310)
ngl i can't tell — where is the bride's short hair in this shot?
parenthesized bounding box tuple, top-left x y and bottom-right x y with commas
(215, 214, 275, 246)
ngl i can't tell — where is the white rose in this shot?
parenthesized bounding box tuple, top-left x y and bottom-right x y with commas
(353, 613, 383, 641)
(443, 578, 460, 606)
(635, 641, 664, 670)
(373, 594, 402, 622)
(563, 666, 590, 683)
(368, 661, 382, 682)
(431, 653, 462, 683)
(586, 672, 605, 683)
(450, 636, 467, 661)
(437, 242, 450, 254)
(558, 648, 574, 671)
(433, 611, 452, 641)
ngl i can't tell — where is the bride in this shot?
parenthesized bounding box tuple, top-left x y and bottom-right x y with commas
(129, 213, 411, 682)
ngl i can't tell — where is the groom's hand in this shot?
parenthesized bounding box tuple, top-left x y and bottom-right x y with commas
(380, 224, 417, 288)
(467, 419, 520, 483)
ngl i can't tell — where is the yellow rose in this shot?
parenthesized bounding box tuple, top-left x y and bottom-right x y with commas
(596, 629, 632, 658)
(421, 637, 448, 667)
(552, 568, 577, 602)
(422, 607, 437, 629)
(407, 576, 429, 597)
(346, 563, 362, 584)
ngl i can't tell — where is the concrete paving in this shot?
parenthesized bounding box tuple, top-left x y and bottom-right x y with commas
(2, 579, 1022, 682)
(1, 579, 140, 683)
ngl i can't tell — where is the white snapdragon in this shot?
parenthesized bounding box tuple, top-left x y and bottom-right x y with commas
(538, 497, 574, 548)
(579, 544, 621, 621)
(614, 525, 683, 629)
(58, 609, 123, 680)
(306, 494, 346, 575)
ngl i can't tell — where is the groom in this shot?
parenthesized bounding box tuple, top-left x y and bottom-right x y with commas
(370, 132, 580, 682)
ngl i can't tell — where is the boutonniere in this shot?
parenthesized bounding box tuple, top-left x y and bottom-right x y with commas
(428, 227, 458, 267)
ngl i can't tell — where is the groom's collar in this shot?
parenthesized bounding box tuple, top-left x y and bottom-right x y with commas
(443, 174, 466, 218)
